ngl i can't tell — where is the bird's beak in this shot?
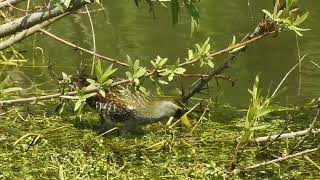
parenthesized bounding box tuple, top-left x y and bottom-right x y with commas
(180, 114, 191, 128)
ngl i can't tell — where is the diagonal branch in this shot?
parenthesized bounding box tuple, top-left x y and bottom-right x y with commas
(0, 13, 69, 50)
(0, 0, 91, 38)
(0, 0, 24, 9)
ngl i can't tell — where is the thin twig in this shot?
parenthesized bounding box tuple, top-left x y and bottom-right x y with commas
(98, 127, 119, 137)
(85, 5, 97, 76)
(39, 29, 129, 67)
(311, 61, 320, 69)
(296, 34, 302, 96)
(244, 147, 319, 170)
(178, 33, 271, 67)
(289, 106, 320, 154)
(271, 53, 308, 97)
(181, 74, 235, 85)
(0, 79, 130, 106)
(259, 113, 295, 150)
(304, 156, 320, 171)
(25, 0, 30, 15)
(191, 100, 210, 133)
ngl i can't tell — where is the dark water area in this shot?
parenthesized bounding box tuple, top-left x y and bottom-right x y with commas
(14, 1, 320, 106)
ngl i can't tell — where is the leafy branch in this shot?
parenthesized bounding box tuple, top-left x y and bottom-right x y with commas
(262, 0, 309, 36)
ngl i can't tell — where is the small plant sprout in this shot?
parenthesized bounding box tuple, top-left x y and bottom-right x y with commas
(150, 56, 170, 93)
(160, 59, 186, 81)
(61, 88, 97, 113)
(87, 60, 117, 97)
(61, 72, 72, 84)
(187, 37, 214, 68)
(237, 75, 289, 147)
(151, 55, 168, 71)
(125, 55, 147, 86)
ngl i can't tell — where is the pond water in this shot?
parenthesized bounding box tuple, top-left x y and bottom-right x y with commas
(14, 1, 320, 106)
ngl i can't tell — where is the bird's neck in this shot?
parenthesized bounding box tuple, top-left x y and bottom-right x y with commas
(130, 113, 164, 126)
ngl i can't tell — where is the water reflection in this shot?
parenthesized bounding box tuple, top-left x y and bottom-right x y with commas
(16, 1, 320, 105)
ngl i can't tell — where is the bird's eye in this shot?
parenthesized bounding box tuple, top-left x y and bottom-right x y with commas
(174, 108, 184, 118)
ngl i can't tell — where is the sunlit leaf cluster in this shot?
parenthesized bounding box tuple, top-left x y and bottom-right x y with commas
(187, 37, 214, 68)
(125, 55, 147, 87)
(151, 55, 186, 84)
(262, 0, 309, 36)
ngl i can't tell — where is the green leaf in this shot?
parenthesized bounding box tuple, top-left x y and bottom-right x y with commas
(174, 67, 186, 74)
(228, 35, 236, 48)
(125, 71, 133, 79)
(99, 89, 106, 98)
(135, 67, 147, 78)
(262, 9, 273, 19)
(293, 12, 309, 26)
(86, 78, 96, 84)
(134, 60, 140, 72)
(159, 69, 171, 76)
(256, 105, 290, 118)
(159, 57, 167, 67)
(102, 66, 117, 82)
(134, 78, 140, 85)
(95, 61, 103, 82)
(86, 83, 97, 90)
(62, 0, 72, 7)
(61, 95, 79, 100)
(207, 60, 214, 68)
(104, 79, 113, 86)
(127, 55, 133, 67)
(83, 92, 97, 99)
(273, 0, 280, 18)
(74, 100, 83, 111)
(276, 10, 283, 18)
(252, 76, 259, 103)
(188, 49, 194, 60)
(251, 124, 269, 131)
(62, 72, 69, 80)
(158, 80, 168, 85)
(168, 73, 175, 81)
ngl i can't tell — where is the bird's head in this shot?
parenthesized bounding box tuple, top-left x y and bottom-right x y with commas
(151, 100, 191, 127)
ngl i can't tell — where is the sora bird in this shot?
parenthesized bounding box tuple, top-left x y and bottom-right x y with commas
(72, 75, 190, 128)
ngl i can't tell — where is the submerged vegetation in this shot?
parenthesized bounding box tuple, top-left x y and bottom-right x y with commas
(0, 0, 320, 179)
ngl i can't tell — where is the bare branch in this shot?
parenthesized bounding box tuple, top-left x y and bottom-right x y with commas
(254, 128, 320, 143)
(244, 147, 319, 170)
(0, 13, 69, 50)
(0, 0, 24, 9)
(0, 0, 90, 38)
(304, 156, 320, 171)
(39, 29, 129, 67)
(0, 79, 130, 106)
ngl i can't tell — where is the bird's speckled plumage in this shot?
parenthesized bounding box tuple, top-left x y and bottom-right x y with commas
(73, 75, 183, 126)
(72, 74, 184, 126)
(86, 89, 183, 126)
